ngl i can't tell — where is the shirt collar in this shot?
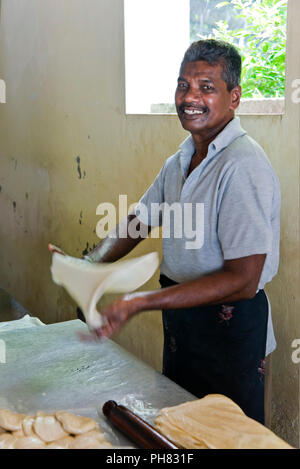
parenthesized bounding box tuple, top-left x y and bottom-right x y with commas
(178, 117, 247, 175)
(209, 117, 247, 153)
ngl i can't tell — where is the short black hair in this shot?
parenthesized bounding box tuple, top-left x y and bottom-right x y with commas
(180, 39, 242, 91)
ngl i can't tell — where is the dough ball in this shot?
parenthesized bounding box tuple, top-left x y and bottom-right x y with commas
(46, 443, 66, 449)
(55, 411, 97, 435)
(0, 433, 12, 449)
(0, 409, 112, 449)
(0, 409, 26, 432)
(22, 416, 36, 437)
(70, 430, 112, 449)
(0, 433, 20, 449)
(47, 436, 75, 449)
(33, 414, 68, 442)
(12, 436, 46, 449)
(12, 429, 25, 437)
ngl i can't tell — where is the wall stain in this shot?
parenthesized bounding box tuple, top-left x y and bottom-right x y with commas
(12, 158, 18, 170)
(82, 242, 90, 256)
(75, 156, 86, 180)
(13, 201, 16, 211)
(76, 156, 82, 179)
(25, 193, 29, 199)
(0, 185, 2, 193)
(81, 243, 96, 256)
(79, 210, 83, 225)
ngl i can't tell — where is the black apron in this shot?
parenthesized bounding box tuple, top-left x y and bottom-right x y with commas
(160, 274, 268, 424)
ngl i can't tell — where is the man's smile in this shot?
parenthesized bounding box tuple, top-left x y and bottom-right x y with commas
(179, 105, 209, 119)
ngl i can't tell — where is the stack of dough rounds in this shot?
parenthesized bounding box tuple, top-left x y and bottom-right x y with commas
(0, 409, 112, 449)
(154, 394, 293, 449)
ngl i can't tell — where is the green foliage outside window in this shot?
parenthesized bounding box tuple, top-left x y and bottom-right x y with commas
(192, 0, 287, 98)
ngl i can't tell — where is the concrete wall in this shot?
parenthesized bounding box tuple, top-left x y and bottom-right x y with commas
(0, 0, 299, 447)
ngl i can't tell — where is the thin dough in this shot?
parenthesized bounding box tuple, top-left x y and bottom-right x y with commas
(55, 411, 97, 434)
(33, 414, 68, 443)
(0, 409, 26, 432)
(154, 394, 293, 449)
(50, 246, 159, 329)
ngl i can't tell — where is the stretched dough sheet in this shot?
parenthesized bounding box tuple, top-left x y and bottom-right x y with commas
(154, 394, 293, 449)
(50, 246, 159, 330)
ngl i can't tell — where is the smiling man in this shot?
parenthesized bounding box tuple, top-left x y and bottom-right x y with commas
(84, 40, 281, 425)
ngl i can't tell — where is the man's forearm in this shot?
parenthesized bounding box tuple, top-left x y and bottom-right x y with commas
(86, 214, 150, 263)
(132, 269, 256, 314)
(95, 254, 265, 337)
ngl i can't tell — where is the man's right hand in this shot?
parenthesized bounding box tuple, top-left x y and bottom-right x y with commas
(48, 243, 66, 256)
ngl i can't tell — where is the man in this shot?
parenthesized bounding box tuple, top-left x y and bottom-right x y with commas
(84, 40, 280, 424)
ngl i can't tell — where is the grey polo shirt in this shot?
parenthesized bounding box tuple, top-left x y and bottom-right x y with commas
(135, 117, 280, 355)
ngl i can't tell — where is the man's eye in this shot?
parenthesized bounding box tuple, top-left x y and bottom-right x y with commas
(177, 82, 188, 89)
(202, 85, 213, 91)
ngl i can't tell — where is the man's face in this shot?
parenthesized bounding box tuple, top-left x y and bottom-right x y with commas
(175, 60, 241, 138)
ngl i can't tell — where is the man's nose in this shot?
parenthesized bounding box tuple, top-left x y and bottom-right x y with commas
(184, 86, 203, 102)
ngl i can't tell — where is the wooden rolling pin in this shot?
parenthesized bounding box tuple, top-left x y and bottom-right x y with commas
(102, 400, 178, 449)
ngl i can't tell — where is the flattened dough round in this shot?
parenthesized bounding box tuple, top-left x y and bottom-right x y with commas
(0, 409, 111, 449)
(0, 433, 20, 449)
(55, 411, 97, 434)
(70, 430, 112, 449)
(0, 409, 26, 431)
(22, 416, 36, 437)
(12, 429, 25, 437)
(34, 415, 68, 442)
(47, 436, 74, 449)
(13, 436, 46, 449)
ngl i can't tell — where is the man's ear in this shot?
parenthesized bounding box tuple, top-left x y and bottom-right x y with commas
(229, 85, 242, 111)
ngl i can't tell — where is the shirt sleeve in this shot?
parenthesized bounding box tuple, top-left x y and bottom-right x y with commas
(217, 159, 278, 260)
(134, 162, 167, 227)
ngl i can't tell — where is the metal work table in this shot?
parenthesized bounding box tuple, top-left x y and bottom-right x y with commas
(0, 317, 195, 447)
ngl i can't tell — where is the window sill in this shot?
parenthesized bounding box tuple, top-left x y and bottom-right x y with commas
(237, 98, 285, 116)
(126, 98, 285, 116)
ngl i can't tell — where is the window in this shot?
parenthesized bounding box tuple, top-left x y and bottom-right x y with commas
(124, 0, 190, 114)
(125, 0, 287, 115)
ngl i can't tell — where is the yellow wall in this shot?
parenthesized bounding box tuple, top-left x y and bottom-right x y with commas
(0, 0, 299, 447)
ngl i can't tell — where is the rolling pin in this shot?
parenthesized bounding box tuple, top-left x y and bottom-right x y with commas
(102, 400, 178, 449)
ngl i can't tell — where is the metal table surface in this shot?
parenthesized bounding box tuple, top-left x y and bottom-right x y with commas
(0, 318, 195, 447)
